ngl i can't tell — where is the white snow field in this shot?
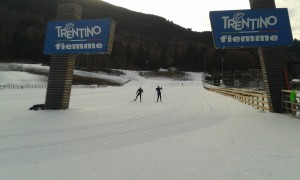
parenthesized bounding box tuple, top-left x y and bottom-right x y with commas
(1, 64, 300, 180)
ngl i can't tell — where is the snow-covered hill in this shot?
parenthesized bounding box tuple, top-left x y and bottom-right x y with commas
(1, 63, 300, 180)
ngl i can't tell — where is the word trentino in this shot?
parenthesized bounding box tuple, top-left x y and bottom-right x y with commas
(55, 23, 102, 39)
(222, 12, 277, 30)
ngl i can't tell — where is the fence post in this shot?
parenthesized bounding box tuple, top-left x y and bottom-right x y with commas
(262, 96, 265, 111)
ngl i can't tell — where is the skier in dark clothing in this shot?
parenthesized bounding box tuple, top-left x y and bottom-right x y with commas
(156, 86, 163, 102)
(134, 87, 143, 102)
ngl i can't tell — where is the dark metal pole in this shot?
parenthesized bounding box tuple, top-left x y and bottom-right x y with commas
(221, 57, 224, 85)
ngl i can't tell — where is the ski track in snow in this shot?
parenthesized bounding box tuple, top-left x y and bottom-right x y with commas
(0, 80, 224, 163)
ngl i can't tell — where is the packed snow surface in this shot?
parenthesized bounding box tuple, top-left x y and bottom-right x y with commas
(1, 64, 300, 180)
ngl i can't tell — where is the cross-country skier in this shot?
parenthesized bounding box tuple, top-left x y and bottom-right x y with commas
(156, 85, 163, 102)
(134, 87, 143, 102)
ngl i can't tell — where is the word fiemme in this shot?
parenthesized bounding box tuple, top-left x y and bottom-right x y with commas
(220, 34, 278, 43)
(55, 43, 103, 50)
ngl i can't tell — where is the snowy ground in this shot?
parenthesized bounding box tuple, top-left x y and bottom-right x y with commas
(1, 64, 300, 180)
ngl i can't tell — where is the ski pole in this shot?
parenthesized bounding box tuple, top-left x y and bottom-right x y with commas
(133, 95, 137, 101)
(162, 90, 167, 101)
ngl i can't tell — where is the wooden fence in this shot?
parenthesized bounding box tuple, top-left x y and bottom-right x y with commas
(0, 84, 107, 90)
(282, 90, 300, 118)
(0, 84, 47, 90)
(206, 87, 269, 112)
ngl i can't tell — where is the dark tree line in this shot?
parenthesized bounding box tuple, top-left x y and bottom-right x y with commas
(77, 34, 261, 74)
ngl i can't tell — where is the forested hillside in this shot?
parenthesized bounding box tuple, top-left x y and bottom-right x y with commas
(0, 0, 299, 76)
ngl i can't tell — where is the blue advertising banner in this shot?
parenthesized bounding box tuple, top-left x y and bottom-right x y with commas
(209, 8, 293, 48)
(43, 19, 115, 54)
